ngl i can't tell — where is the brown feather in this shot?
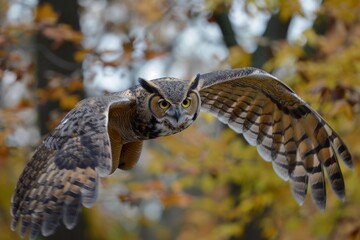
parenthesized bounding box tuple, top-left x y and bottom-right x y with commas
(11, 94, 134, 239)
(118, 141, 143, 170)
(199, 67, 353, 209)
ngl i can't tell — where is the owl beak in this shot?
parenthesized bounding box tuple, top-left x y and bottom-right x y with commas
(173, 107, 181, 123)
(174, 108, 181, 122)
(169, 106, 184, 125)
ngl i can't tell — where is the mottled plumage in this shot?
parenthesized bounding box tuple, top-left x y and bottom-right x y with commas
(11, 68, 353, 239)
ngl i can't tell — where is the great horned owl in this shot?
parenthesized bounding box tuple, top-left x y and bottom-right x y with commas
(11, 68, 353, 239)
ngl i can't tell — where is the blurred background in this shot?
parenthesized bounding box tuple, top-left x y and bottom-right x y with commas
(1, 0, 360, 239)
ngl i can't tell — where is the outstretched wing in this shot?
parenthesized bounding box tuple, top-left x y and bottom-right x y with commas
(199, 67, 353, 209)
(11, 92, 135, 240)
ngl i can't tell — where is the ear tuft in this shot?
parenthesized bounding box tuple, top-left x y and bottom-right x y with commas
(138, 78, 160, 94)
(189, 74, 200, 90)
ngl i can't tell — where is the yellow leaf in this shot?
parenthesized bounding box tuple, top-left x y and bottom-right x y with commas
(60, 95, 79, 110)
(227, 46, 251, 68)
(279, 0, 303, 21)
(35, 3, 59, 24)
(200, 112, 216, 123)
(330, 100, 354, 119)
(74, 49, 89, 63)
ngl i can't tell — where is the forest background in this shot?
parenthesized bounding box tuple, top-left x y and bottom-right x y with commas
(1, 0, 360, 239)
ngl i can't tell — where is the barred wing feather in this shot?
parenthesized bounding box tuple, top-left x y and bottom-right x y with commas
(199, 68, 353, 209)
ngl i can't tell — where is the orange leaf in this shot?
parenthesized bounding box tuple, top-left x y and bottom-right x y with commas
(68, 79, 84, 92)
(0, 132, 5, 145)
(144, 50, 167, 60)
(17, 98, 33, 108)
(36, 89, 49, 103)
(57, 24, 82, 43)
(50, 87, 66, 101)
(42, 24, 83, 45)
(160, 193, 192, 208)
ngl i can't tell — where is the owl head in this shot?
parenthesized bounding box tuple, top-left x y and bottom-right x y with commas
(138, 75, 201, 135)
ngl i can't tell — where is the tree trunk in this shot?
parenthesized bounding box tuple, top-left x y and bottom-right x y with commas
(252, 14, 291, 68)
(36, 0, 83, 135)
(36, 0, 87, 239)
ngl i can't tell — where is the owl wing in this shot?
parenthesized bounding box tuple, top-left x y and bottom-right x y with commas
(11, 92, 136, 239)
(198, 67, 353, 209)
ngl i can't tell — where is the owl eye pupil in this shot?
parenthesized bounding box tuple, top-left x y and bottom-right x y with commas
(182, 99, 191, 108)
(158, 100, 170, 109)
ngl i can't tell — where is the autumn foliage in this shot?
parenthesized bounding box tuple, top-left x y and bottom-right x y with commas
(1, 0, 360, 240)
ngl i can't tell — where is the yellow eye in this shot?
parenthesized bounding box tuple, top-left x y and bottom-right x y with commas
(182, 99, 191, 108)
(158, 100, 170, 110)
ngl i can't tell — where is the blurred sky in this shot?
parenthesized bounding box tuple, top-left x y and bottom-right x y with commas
(4, 0, 321, 95)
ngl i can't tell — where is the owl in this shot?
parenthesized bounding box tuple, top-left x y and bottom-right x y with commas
(11, 68, 353, 239)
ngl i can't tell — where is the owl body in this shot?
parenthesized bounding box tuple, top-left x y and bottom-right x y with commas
(11, 68, 353, 240)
